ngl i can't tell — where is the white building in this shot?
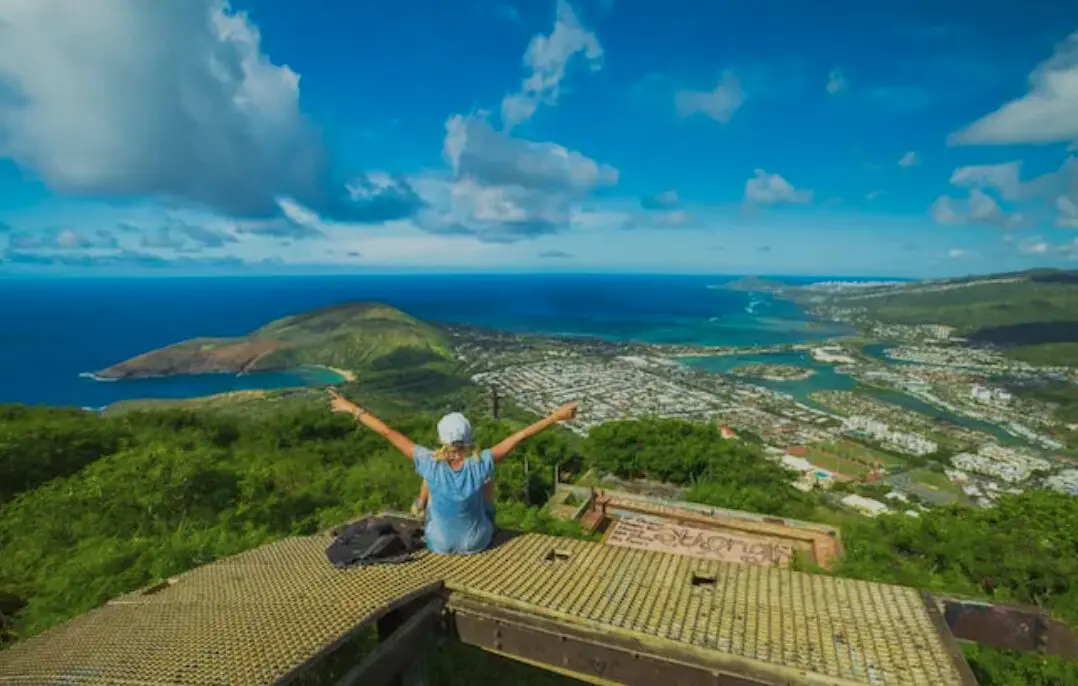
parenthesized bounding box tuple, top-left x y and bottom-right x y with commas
(841, 494, 890, 518)
(841, 416, 938, 456)
(1045, 469, 1078, 497)
(971, 384, 1012, 405)
(812, 347, 857, 364)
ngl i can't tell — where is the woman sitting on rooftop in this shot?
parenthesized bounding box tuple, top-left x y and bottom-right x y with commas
(328, 388, 579, 555)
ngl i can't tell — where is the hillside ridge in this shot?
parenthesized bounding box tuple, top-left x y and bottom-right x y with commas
(94, 301, 452, 380)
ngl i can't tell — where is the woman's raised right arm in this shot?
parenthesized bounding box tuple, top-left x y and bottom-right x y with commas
(328, 388, 417, 459)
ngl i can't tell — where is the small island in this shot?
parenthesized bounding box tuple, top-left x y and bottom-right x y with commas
(712, 276, 787, 293)
(728, 363, 816, 382)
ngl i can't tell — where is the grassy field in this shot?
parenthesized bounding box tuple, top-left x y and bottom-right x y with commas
(802, 440, 906, 478)
(908, 468, 964, 496)
(803, 446, 869, 477)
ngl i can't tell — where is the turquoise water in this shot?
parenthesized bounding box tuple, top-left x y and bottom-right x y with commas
(680, 351, 1025, 443)
(867, 388, 1019, 443)
(77, 366, 347, 410)
(2, 275, 854, 407)
(680, 350, 856, 409)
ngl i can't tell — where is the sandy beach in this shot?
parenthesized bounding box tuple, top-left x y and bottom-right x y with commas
(315, 365, 357, 382)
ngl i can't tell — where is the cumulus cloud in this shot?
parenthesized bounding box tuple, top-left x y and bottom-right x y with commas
(412, 175, 572, 243)
(0, 0, 409, 223)
(949, 161, 1026, 200)
(950, 32, 1078, 145)
(898, 151, 919, 168)
(931, 189, 1019, 228)
(947, 157, 1078, 227)
(1058, 195, 1078, 228)
(930, 196, 964, 226)
(744, 169, 812, 205)
(425, 113, 618, 242)
(1018, 236, 1049, 255)
(641, 190, 679, 209)
(135, 219, 236, 252)
(948, 248, 966, 258)
(500, 0, 602, 129)
(444, 114, 617, 192)
(675, 71, 745, 124)
(8, 227, 118, 250)
(826, 68, 848, 95)
(538, 249, 573, 258)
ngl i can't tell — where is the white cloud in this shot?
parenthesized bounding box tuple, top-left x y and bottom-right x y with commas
(1018, 237, 1049, 254)
(948, 157, 1078, 227)
(949, 161, 1025, 200)
(444, 114, 617, 192)
(675, 71, 745, 124)
(947, 248, 966, 258)
(827, 68, 848, 95)
(8, 227, 118, 251)
(500, 0, 602, 129)
(427, 113, 618, 242)
(968, 188, 1005, 224)
(0, 1, 289, 215)
(930, 196, 964, 225)
(138, 219, 236, 252)
(898, 151, 920, 168)
(644, 190, 679, 208)
(569, 207, 635, 232)
(931, 189, 1019, 228)
(0, 0, 405, 224)
(744, 169, 812, 205)
(1060, 238, 1078, 259)
(659, 210, 691, 226)
(1058, 195, 1078, 228)
(950, 32, 1078, 145)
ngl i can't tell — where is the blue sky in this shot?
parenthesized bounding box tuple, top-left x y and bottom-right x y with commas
(1, 0, 1077, 278)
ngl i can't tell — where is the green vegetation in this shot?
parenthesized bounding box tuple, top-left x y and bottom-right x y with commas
(807, 272, 1078, 366)
(1013, 383, 1078, 424)
(1000, 342, 1078, 366)
(908, 467, 966, 496)
(728, 363, 814, 381)
(827, 278, 1078, 332)
(2, 403, 1077, 684)
(95, 302, 454, 379)
(252, 302, 453, 371)
(584, 418, 825, 520)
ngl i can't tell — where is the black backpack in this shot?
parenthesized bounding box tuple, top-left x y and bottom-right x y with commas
(326, 517, 426, 568)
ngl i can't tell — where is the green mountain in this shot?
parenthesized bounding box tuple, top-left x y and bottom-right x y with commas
(95, 302, 454, 380)
(797, 269, 1078, 365)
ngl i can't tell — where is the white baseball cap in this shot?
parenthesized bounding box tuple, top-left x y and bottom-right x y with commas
(437, 412, 473, 446)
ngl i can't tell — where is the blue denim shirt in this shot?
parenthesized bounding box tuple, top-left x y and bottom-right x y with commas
(413, 446, 495, 555)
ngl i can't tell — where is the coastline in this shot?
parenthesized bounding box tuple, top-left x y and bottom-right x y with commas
(309, 365, 357, 382)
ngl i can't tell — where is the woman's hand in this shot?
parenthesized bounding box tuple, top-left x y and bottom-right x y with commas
(328, 387, 361, 416)
(551, 401, 579, 422)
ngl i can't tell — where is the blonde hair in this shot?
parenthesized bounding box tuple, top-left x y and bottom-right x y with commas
(434, 442, 480, 461)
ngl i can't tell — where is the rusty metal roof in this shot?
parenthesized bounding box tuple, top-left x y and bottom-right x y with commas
(0, 528, 973, 686)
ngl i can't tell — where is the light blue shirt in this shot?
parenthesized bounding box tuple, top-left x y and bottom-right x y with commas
(413, 445, 495, 555)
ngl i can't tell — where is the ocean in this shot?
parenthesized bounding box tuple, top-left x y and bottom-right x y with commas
(0, 273, 853, 408)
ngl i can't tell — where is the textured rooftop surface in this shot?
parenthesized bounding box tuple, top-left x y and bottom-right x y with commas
(0, 529, 973, 685)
